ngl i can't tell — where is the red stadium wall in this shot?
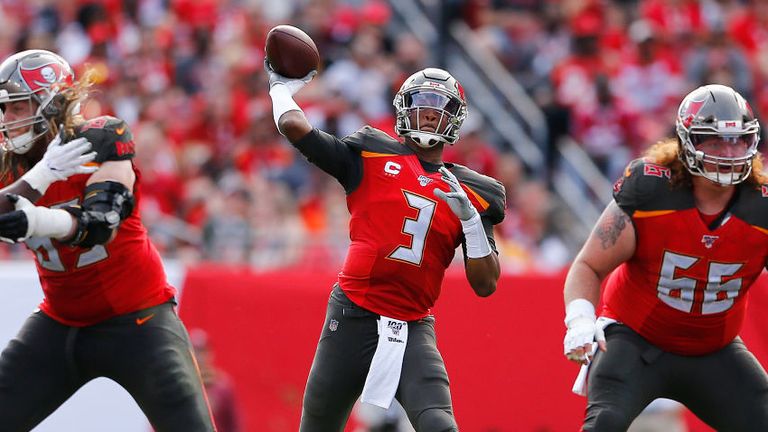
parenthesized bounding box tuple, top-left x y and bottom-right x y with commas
(178, 266, 768, 432)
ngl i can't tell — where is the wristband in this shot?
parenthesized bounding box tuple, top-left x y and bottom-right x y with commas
(21, 163, 58, 194)
(26, 207, 75, 239)
(269, 83, 302, 127)
(564, 299, 596, 327)
(461, 213, 492, 259)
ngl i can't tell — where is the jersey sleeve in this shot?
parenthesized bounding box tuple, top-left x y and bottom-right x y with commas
(448, 164, 506, 258)
(449, 164, 506, 225)
(731, 183, 768, 232)
(612, 158, 685, 215)
(74, 116, 135, 163)
(342, 126, 410, 155)
(292, 128, 361, 193)
(293, 126, 409, 193)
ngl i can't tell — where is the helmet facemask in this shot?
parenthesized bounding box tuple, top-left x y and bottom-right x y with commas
(0, 50, 74, 155)
(679, 128, 759, 186)
(393, 68, 467, 149)
(676, 84, 761, 186)
(0, 90, 53, 154)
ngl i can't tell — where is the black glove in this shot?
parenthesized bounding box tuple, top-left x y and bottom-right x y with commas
(0, 194, 29, 243)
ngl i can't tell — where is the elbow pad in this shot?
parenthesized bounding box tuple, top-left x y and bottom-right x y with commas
(64, 181, 135, 248)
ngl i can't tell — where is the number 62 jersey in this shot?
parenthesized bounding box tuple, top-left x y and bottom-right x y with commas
(17, 117, 174, 326)
(294, 126, 506, 322)
(605, 158, 768, 355)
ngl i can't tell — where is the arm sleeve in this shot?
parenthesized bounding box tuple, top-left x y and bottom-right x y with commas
(292, 129, 362, 192)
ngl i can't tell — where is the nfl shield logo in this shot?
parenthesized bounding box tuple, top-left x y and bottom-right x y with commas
(701, 235, 719, 249)
(329, 319, 339, 332)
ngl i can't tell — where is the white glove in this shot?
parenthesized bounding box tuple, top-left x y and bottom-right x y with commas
(564, 299, 605, 364)
(264, 59, 317, 95)
(564, 317, 599, 363)
(21, 133, 97, 194)
(0, 194, 74, 243)
(433, 167, 478, 221)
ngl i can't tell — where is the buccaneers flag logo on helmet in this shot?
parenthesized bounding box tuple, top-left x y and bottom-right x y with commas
(19, 62, 72, 92)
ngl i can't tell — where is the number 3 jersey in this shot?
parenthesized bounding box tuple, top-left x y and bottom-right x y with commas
(20, 117, 174, 326)
(606, 158, 768, 355)
(294, 127, 506, 321)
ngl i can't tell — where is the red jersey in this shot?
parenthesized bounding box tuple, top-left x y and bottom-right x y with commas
(605, 159, 768, 355)
(21, 117, 174, 326)
(297, 127, 506, 321)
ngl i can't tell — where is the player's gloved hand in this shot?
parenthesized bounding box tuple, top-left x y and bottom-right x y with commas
(264, 58, 317, 96)
(0, 194, 32, 243)
(21, 130, 97, 194)
(563, 299, 608, 365)
(434, 167, 478, 221)
(0, 194, 74, 243)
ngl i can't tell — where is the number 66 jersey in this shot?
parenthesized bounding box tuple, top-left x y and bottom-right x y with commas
(20, 117, 174, 326)
(605, 158, 768, 355)
(294, 127, 506, 321)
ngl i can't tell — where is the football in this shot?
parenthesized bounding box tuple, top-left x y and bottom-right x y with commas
(265, 25, 320, 79)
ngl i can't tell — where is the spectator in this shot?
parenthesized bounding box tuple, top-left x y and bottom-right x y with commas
(190, 329, 243, 432)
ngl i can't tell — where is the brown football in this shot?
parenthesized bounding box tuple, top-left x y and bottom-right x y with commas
(265, 25, 320, 79)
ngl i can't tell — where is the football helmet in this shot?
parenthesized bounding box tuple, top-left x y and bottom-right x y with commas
(393, 68, 467, 148)
(0, 50, 74, 154)
(676, 84, 760, 186)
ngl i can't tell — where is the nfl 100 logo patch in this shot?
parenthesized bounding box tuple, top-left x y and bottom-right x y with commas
(387, 320, 403, 335)
(329, 319, 339, 332)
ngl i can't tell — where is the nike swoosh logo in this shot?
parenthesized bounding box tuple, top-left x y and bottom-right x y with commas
(135, 313, 155, 325)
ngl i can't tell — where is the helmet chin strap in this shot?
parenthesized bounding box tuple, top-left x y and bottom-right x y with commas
(7, 130, 37, 154)
(409, 131, 443, 148)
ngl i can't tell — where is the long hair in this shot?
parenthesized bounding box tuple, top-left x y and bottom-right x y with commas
(0, 67, 96, 184)
(642, 137, 768, 187)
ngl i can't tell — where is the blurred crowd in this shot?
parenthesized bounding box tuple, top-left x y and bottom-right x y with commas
(0, 0, 764, 274)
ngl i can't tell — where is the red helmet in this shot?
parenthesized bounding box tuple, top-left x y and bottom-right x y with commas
(675, 84, 760, 186)
(393, 68, 467, 148)
(0, 50, 74, 154)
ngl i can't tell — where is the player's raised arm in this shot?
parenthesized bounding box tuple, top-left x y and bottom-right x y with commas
(266, 61, 315, 143)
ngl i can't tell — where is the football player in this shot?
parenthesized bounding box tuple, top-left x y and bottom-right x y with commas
(266, 62, 505, 431)
(563, 84, 768, 430)
(0, 50, 215, 431)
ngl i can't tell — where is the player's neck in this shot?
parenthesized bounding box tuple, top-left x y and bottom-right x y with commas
(404, 139, 444, 165)
(692, 176, 736, 215)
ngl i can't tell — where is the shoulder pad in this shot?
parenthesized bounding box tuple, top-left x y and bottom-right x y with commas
(74, 116, 135, 163)
(613, 158, 692, 215)
(732, 184, 768, 231)
(343, 126, 411, 156)
(449, 163, 506, 224)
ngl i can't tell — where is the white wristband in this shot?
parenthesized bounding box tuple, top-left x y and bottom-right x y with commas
(26, 207, 74, 240)
(461, 213, 492, 259)
(21, 163, 58, 194)
(269, 83, 302, 127)
(564, 299, 596, 327)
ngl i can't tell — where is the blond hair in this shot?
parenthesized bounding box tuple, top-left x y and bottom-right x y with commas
(642, 137, 768, 187)
(0, 67, 96, 184)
